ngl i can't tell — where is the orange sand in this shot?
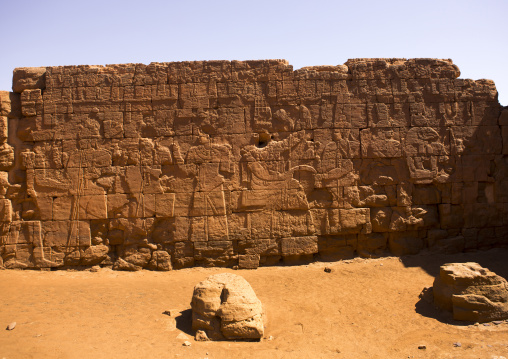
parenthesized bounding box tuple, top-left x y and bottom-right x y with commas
(1, 248, 508, 359)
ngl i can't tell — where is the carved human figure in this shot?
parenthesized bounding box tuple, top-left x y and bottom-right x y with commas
(382, 129, 401, 158)
(186, 134, 233, 240)
(405, 127, 450, 184)
(239, 133, 315, 211)
(361, 128, 401, 158)
(315, 129, 357, 208)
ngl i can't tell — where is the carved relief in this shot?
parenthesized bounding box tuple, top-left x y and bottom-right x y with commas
(404, 127, 450, 184)
(0, 58, 505, 270)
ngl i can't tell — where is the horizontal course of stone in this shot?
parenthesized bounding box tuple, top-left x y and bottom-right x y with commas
(0, 58, 507, 270)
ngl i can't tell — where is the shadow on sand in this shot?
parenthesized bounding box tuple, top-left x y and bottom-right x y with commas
(174, 309, 193, 336)
(400, 247, 508, 279)
(413, 287, 472, 325)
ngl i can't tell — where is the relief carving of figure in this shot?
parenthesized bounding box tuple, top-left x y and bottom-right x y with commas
(315, 129, 358, 208)
(239, 130, 318, 211)
(405, 127, 450, 184)
(186, 134, 233, 240)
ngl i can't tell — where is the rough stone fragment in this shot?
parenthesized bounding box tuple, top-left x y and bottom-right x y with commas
(191, 273, 264, 340)
(81, 245, 110, 266)
(195, 329, 209, 341)
(433, 262, 508, 322)
(12, 67, 46, 93)
(112, 258, 142, 271)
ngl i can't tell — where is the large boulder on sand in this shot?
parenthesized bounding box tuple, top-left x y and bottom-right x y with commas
(433, 262, 508, 322)
(191, 273, 264, 340)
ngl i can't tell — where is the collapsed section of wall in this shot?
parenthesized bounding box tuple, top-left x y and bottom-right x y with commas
(0, 58, 507, 270)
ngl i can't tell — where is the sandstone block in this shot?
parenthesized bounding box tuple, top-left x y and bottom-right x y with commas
(2, 244, 34, 268)
(155, 193, 176, 217)
(5, 221, 42, 246)
(42, 220, 91, 247)
(191, 273, 264, 340)
(81, 245, 110, 266)
(357, 233, 388, 258)
(433, 262, 508, 322)
(53, 195, 107, 220)
(147, 250, 172, 271)
(281, 236, 318, 257)
(33, 246, 65, 268)
(13, 67, 46, 93)
(388, 231, 423, 256)
(238, 254, 261, 269)
(317, 234, 356, 261)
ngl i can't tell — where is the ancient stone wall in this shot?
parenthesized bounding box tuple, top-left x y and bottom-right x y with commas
(0, 58, 507, 270)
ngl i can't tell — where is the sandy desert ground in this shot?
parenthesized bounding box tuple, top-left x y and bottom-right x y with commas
(1, 248, 508, 359)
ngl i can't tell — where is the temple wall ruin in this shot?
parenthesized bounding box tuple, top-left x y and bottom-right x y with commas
(0, 58, 507, 270)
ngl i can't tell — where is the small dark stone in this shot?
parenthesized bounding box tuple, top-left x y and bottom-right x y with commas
(324, 267, 332, 273)
(453, 342, 461, 347)
(418, 345, 426, 350)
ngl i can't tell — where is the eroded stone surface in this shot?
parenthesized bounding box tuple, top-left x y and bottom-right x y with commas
(191, 273, 264, 340)
(433, 262, 508, 322)
(0, 58, 507, 270)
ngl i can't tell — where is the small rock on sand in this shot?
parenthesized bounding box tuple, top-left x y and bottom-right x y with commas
(6, 322, 16, 330)
(195, 330, 209, 341)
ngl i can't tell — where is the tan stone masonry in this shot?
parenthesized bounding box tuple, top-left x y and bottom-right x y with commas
(0, 58, 506, 270)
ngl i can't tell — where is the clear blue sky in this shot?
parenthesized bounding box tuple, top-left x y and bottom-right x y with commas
(1, 0, 507, 105)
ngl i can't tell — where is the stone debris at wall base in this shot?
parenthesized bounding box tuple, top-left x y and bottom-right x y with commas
(191, 273, 264, 340)
(433, 262, 508, 323)
(0, 58, 507, 270)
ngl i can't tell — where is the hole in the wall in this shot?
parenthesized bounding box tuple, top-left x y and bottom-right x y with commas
(220, 288, 228, 304)
(256, 140, 267, 148)
(256, 132, 271, 148)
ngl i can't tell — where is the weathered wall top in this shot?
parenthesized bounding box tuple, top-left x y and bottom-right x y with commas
(0, 58, 506, 270)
